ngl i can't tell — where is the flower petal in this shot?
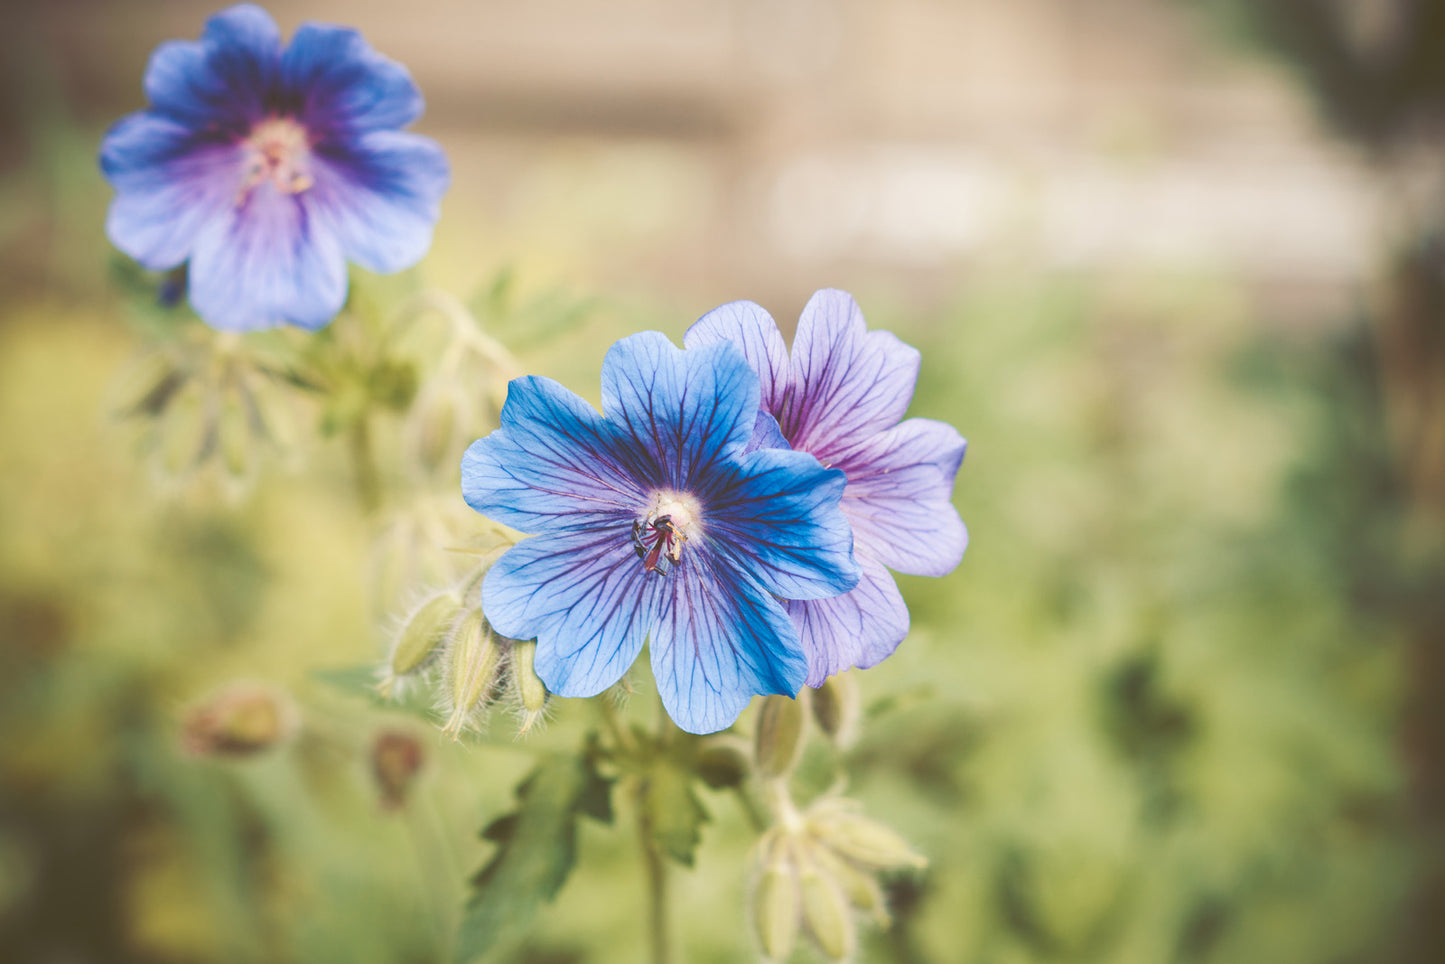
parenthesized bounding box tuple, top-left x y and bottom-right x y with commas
(702, 446, 859, 601)
(789, 554, 910, 686)
(100, 112, 244, 270)
(786, 289, 921, 457)
(279, 21, 424, 134)
(599, 332, 758, 492)
(650, 557, 807, 734)
(187, 185, 346, 331)
(744, 409, 789, 454)
(308, 130, 449, 274)
(462, 375, 650, 533)
(840, 418, 968, 578)
(143, 4, 281, 130)
(684, 300, 791, 416)
(485, 531, 662, 698)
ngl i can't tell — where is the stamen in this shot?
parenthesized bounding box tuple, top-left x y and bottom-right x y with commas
(235, 116, 314, 206)
(632, 492, 702, 576)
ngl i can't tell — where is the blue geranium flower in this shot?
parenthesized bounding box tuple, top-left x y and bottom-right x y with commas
(461, 332, 861, 734)
(100, 4, 449, 331)
(686, 290, 968, 686)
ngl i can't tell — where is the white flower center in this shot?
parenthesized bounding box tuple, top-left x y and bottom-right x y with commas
(236, 116, 313, 204)
(632, 491, 702, 575)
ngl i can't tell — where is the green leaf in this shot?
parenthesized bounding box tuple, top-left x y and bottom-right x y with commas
(456, 753, 614, 962)
(643, 759, 709, 867)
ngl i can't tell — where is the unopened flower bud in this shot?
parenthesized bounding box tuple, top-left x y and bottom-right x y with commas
(755, 693, 807, 779)
(696, 738, 751, 790)
(753, 835, 800, 961)
(511, 639, 547, 713)
(371, 728, 424, 810)
(810, 673, 860, 748)
(387, 590, 460, 683)
(810, 840, 888, 924)
(799, 852, 855, 960)
(182, 682, 297, 757)
(808, 803, 927, 872)
(442, 610, 500, 737)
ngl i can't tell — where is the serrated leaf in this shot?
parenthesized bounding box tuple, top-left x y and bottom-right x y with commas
(643, 760, 709, 867)
(456, 754, 613, 962)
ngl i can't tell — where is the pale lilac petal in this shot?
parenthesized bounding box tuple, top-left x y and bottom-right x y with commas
(187, 186, 347, 331)
(684, 300, 792, 416)
(789, 554, 909, 686)
(787, 289, 921, 459)
(840, 418, 967, 578)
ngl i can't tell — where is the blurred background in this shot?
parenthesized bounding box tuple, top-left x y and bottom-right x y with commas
(2, 0, 1444, 961)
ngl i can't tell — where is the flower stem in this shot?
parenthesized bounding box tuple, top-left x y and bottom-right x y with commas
(348, 415, 382, 513)
(637, 789, 673, 964)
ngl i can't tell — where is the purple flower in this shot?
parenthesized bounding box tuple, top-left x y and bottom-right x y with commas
(99, 4, 448, 331)
(461, 332, 861, 734)
(685, 289, 967, 686)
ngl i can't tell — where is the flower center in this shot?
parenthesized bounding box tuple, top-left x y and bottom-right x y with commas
(236, 117, 313, 205)
(632, 492, 702, 576)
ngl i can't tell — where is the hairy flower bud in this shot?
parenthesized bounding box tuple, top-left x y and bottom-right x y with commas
(753, 835, 801, 961)
(371, 728, 425, 811)
(386, 590, 460, 685)
(755, 694, 807, 779)
(810, 839, 889, 925)
(807, 801, 927, 872)
(182, 681, 297, 757)
(810, 673, 860, 748)
(799, 851, 855, 960)
(442, 610, 500, 737)
(696, 737, 751, 790)
(511, 639, 547, 713)
(510, 638, 549, 734)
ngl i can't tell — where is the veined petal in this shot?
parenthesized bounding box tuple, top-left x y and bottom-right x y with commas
(462, 375, 650, 533)
(650, 554, 807, 734)
(840, 419, 968, 578)
(599, 333, 759, 491)
(684, 300, 791, 416)
(280, 21, 424, 133)
(744, 409, 789, 454)
(703, 447, 859, 601)
(789, 554, 910, 686)
(187, 185, 346, 331)
(143, 4, 281, 129)
(101, 112, 243, 270)
(786, 289, 920, 457)
(309, 130, 449, 274)
(485, 532, 662, 698)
